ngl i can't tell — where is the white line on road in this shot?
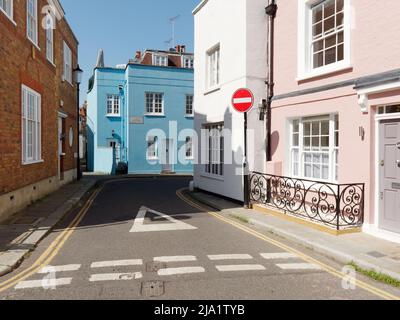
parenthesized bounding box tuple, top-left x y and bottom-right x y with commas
(89, 272, 143, 282)
(130, 206, 197, 233)
(276, 263, 322, 270)
(38, 264, 81, 274)
(260, 253, 298, 260)
(154, 256, 197, 263)
(15, 278, 73, 290)
(158, 267, 205, 276)
(216, 265, 266, 272)
(90, 259, 143, 268)
(208, 254, 253, 261)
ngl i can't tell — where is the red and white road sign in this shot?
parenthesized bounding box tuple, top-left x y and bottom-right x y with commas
(231, 88, 254, 113)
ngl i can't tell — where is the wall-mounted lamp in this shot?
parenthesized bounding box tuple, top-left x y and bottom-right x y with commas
(359, 126, 365, 141)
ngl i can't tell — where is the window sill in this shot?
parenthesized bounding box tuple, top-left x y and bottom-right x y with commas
(22, 159, 44, 166)
(47, 59, 56, 68)
(145, 114, 165, 117)
(185, 115, 194, 118)
(106, 114, 121, 118)
(147, 157, 159, 161)
(296, 62, 352, 82)
(204, 86, 221, 96)
(0, 9, 17, 26)
(201, 173, 224, 181)
(28, 38, 41, 52)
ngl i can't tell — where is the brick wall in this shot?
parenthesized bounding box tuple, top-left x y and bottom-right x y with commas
(0, 0, 79, 195)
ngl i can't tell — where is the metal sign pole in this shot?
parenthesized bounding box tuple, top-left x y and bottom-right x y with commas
(244, 112, 250, 209)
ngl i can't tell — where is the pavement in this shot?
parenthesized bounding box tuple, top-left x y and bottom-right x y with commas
(0, 177, 398, 300)
(0, 175, 101, 277)
(189, 189, 400, 283)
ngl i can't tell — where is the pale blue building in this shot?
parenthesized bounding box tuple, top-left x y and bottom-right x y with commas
(86, 47, 194, 174)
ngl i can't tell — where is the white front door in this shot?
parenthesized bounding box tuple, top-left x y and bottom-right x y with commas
(162, 139, 173, 173)
(379, 120, 400, 234)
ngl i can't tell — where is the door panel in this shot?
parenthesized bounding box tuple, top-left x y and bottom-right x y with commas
(162, 139, 173, 173)
(379, 120, 400, 234)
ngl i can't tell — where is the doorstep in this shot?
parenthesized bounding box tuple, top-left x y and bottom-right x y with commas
(188, 190, 400, 282)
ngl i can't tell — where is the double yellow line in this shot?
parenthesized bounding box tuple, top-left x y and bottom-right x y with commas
(0, 186, 102, 293)
(176, 188, 400, 301)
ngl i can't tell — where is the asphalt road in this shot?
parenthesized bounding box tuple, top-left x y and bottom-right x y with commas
(0, 177, 399, 300)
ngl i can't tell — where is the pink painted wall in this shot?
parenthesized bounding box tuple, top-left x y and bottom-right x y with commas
(269, 1, 400, 226)
(274, 0, 400, 95)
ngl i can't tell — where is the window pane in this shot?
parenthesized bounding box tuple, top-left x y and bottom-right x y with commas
(337, 0, 344, 12)
(324, 0, 335, 18)
(324, 16, 335, 33)
(313, 6, 323, 24)
(313, 52, 324, 69)
(313, 22, 323, 38)
(325, 47, 337, 65)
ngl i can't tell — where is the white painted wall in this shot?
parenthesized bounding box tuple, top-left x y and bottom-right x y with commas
(193, 0, 268, 201)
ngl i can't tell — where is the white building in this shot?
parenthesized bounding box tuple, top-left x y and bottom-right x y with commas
(193, 0, 268, 201)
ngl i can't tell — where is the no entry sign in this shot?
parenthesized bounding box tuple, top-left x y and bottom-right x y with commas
(231, 88, 254, 113)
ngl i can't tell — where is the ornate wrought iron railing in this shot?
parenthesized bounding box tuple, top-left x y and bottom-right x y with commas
(249, 172, 365, 230)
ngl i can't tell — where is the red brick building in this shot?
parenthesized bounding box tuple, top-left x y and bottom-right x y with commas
(0, 0, 79, 221)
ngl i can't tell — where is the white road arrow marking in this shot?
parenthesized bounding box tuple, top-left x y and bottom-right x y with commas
(130, 206, 197, 233)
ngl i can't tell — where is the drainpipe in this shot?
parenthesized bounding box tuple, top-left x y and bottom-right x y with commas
(265, 0, 277, 162)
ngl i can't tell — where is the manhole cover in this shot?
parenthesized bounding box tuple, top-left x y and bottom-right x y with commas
(146, 262, 166, 273)
(141, 281, 165, 297)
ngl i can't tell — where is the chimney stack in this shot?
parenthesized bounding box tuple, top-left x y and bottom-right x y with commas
(175, 45, 186, 53)
(135, 51, 142, 60)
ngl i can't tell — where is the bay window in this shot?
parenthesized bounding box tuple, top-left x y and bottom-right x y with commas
(204, 123, 224, 176)
(290, 114, 339, 182)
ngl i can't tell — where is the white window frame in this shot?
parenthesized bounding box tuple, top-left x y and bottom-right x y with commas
(145, 92, 164, 116)
(185, 136, 193, 159)
(297, 0, 351, 81)
(0, 0, 14, 23)
(204, 123, 224, 177)
(22, 85, 42, 165)
(26, 0, 38, 46)
(106, 94, 120, 117)
(206, 45, 220, 90)
(152, 54, 168, 67)
(289, 114, 339, 183)
(63, 42, 72, 84)
(46, 14, 54, 64)
(183, 56, 194, 69)
(146, 136, 158, 160)
(185, 94, 194, 117)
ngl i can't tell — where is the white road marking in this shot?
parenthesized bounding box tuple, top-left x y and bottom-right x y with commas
(90, 259, 143, 268)
(130, 206, 197, 233)
(38, 264, 81, 274)
(15, 278, 72, 290)
(260, 253, 298, 260)
(89, 272, 143, 282)
(276, 263, 322, 270)
(216, 265, 266, 272)
(154, 256, 197, 263)
(208, 254, 253, 261)
(158, 267, 205, 276)
(233, 97, 252, 104)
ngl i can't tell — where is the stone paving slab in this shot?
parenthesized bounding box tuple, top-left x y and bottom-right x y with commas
(189, 190, 400, 282)
(0, 177, 100, 277)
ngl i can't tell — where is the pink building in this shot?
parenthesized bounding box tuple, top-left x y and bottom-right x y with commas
(264, 0, 400, 241)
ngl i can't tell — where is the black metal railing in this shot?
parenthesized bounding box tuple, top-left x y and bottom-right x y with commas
(249, 172, 365, 230)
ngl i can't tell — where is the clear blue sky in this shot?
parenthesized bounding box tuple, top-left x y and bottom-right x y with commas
(60, 0, 199, 103)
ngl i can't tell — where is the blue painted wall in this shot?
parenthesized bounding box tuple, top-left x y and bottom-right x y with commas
(87, 64, 194, 175)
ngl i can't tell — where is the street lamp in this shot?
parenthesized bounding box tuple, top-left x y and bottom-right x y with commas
(73, 65, 83, 180)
